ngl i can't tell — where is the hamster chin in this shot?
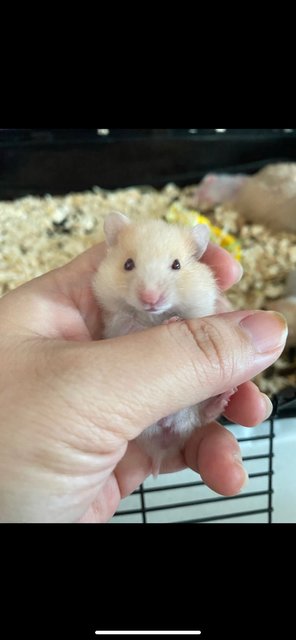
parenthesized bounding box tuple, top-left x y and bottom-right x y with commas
(141, 304, 175, 316)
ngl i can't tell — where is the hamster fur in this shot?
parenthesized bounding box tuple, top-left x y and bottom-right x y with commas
(93, 212, 235, 476)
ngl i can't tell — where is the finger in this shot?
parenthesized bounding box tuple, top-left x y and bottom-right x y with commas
(80, 443, 156, 522)
(201, 242, 243, 291)
(224, 381, 273, 427)
(46, 244, 107, 338)
(0, 243, 107, 330)
(183, 422, 248, 496)
(114, 441, 154, 497)
(109, 418, 249, 501)
(114, 442, 191, 498)
(81, 421, 249, 522)
(79, 472, 122, 523)
(59, 242, 107, 276)
(58, 309, 287, 444)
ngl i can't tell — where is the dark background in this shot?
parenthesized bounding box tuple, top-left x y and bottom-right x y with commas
(1, 128, 296, 199)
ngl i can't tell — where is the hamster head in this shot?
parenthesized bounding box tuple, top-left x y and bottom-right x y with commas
(93, 211, 218, 318)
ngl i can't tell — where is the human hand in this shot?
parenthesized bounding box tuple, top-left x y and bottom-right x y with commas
(0, 242, 287, 522)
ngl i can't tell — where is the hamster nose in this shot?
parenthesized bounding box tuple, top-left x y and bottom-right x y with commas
(139, 289, 163, 306)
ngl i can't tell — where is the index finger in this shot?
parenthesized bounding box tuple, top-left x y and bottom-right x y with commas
(63, 242, 107, 276)
(201, 242, 243, 291)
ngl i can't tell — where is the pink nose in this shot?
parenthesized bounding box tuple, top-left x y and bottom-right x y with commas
(139, 290, 162, 306)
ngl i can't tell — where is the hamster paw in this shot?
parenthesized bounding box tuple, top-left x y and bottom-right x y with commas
(151, 452, 164, 479)
(199, 387, 237, 425)
(163, 315, 182, 325)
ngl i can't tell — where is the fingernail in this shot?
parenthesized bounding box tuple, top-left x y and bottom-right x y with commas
(261, 393, 273, 420)
(233, 260, 244, 283)
(240, 311, 288, 354)
(233, 452, 243, 464)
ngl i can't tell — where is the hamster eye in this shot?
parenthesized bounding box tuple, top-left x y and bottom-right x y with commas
(171, 259, 181, 270)
(124, 258, 135, 271)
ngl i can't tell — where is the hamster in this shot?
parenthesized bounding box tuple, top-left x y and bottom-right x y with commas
(265, 270, 296, 348)
(93, 211, 235, 476)
(183, 173, 248, 212)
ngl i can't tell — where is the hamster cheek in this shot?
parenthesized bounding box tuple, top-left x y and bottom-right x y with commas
(125, 284, 142, 311)
(165, 283, 178, 308)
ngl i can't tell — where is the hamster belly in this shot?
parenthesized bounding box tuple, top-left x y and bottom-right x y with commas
(137, 388, 236, 478)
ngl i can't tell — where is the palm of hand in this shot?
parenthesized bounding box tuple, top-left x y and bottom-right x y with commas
(0, 243, 266, 522)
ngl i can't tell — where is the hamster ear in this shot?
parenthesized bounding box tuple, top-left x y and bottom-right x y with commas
(191, 224, 210, 259)
(104, 211, 131, 246)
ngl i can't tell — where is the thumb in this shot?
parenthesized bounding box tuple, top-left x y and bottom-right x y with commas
(56, 309, 287, 442)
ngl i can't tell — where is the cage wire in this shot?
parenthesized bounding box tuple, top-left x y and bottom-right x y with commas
(112, 390, 296, 524)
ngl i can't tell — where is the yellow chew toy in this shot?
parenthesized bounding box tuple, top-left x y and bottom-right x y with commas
(165, 202, 242, 261)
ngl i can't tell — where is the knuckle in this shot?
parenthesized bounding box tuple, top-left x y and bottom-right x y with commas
(183, 318, 235, 387)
